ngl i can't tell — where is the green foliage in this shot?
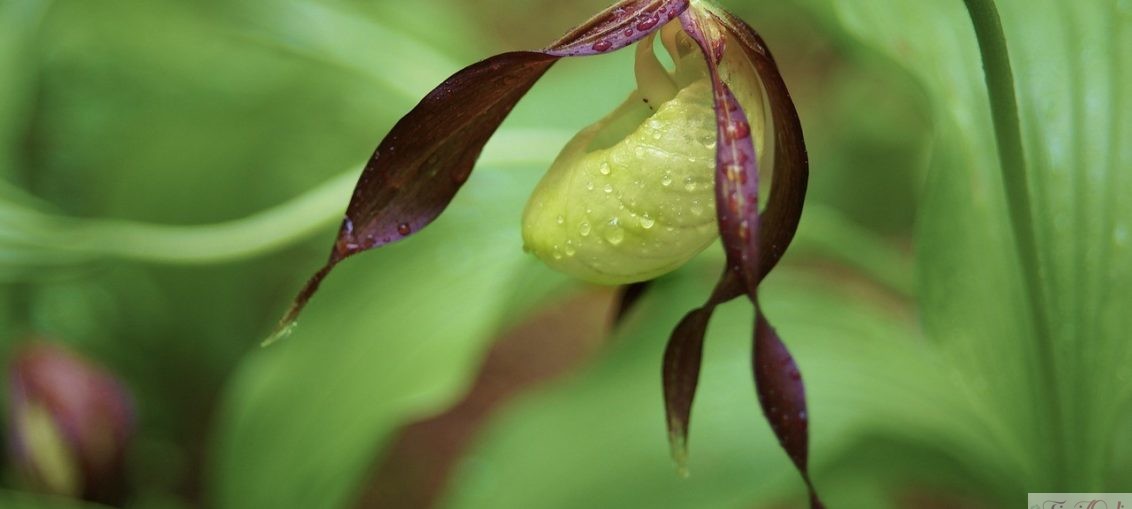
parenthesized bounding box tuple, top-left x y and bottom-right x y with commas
(0, 0, 1127, 507)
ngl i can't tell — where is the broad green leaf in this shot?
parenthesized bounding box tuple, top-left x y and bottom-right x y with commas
(440, 266, 1015, 508)
(790, 0, 1132, 491)
(209, 158, 573, 509)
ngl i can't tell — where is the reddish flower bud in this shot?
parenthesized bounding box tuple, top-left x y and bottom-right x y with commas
(8, 341, 135, 504)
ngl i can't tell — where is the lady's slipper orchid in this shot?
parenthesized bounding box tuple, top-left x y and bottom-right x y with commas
(272, 0, 818, 505)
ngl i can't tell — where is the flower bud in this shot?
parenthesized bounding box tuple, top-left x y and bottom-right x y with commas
(8, 341, 135, 504)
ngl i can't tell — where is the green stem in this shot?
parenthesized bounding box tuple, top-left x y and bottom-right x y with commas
(0, 129, 571, 267)
(960, 0, 1065, 482)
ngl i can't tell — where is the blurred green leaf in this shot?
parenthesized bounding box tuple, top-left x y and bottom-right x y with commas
(440, 266, 1013, 508)
(793, 0, 1132, 491)
(208, 158, 574, 509)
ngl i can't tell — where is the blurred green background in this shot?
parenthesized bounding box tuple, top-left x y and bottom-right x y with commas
(0, 0, 1128, 508)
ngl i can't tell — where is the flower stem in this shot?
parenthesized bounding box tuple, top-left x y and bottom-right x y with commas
(960, 0, 1065, 482)
(1, 129, 572, 268)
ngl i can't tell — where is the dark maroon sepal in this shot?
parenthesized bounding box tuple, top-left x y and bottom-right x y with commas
(271, 0, 688, 341)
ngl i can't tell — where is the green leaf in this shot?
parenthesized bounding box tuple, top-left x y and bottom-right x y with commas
(440, 267, 1014, 508)
(208, 160, 573, 509)
(789, 0, 1132, 491)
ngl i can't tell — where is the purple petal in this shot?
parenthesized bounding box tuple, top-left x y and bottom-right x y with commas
(679, 7, 760, 297)
(274, 0, 695, 339)
(545, 0, 690, 56)
(660, 270, 739, 471)
(754, 312, 823, 508)
(674, 7, 820, 506)
(712, 10, 809, 273)
(661, 308, 708, 474)
(271, 51, 557, 336)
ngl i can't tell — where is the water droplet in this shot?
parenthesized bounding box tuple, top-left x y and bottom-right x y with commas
(585, 181, 595, 191)
(591, 40, 613, 52)
(604, 219, 625, 246)
(639, 215, 655, 229)
(556, 215, 565, 225)
(635, 12, 660, 31)
(599, 162, 612, 175)
(690, 200, 704, 216)
(579, 222, 592, 236)
(603, 184, 614, 193)
(683, 176, 697, 191)
(564, 243, 576, 256)
(397, 223, 412, 236)
(661, 174, 673, 186)
(552, 245, 563, 260)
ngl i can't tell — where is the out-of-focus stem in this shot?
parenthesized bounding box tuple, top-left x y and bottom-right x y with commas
(960, 0, 1065, 483)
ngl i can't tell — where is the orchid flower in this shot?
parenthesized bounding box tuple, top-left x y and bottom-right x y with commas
(271, 0, 817, 505)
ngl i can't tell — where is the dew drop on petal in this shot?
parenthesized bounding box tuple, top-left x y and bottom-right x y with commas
(599, 162, 612, 175)
(661, 173, 673, 186)
(397, 223, 412, 236)
(683, 176, 697, 191)
(639, 214, 655, 229)
(579, 221, 592, 237)
(556, 214, 565, 225)
(605, 226, 625, 246)
(592, 40, 613, 52)
(603, 183, 614, 193)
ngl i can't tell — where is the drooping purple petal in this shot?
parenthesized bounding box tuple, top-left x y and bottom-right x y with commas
(545, 0, 689, 56)
(271, 51, 557, 337)
(667, 6, 820, 507)
(679, 4, 761, 299)
(273, 0, 690, 339)
(713, 10, 809, 274)
(661, 307, 708, 474)
(660, 270, 738, 469)
(754, 312, 822, 509)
